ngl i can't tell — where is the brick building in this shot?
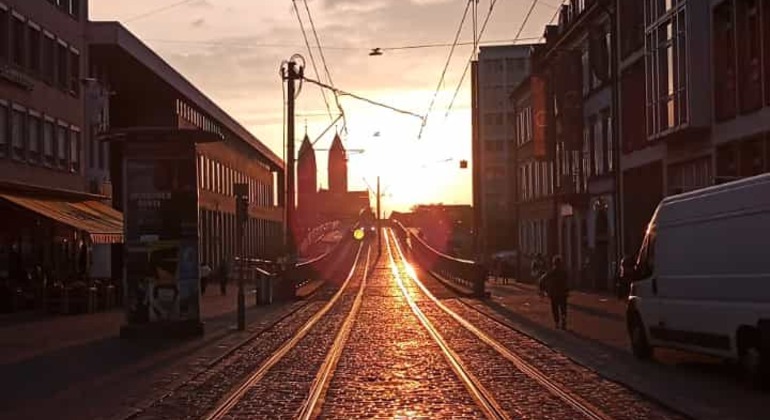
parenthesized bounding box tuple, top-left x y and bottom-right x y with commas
(0, 0, 124, 288)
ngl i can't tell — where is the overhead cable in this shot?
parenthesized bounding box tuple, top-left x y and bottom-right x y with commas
(125, 0, 198, 23)
(417, 0, 472, 141)
(302, 0, 349, 136)
(291, 0, 334, 122)
(444, 0, 543, 120)
(302, 77, 424, 121)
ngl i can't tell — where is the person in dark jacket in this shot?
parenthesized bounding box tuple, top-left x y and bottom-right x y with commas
(540, 255, 569, 329)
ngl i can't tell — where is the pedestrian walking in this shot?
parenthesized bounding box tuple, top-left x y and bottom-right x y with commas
(615, 255, 635, 300)
(218, 261, 229, 296)
(531, 253, 546, 281)
(539, 255, 569, 329)
(200, 264, 212, 295)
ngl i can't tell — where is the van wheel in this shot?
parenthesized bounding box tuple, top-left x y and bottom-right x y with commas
(738, 329, 768, 388)
(629, 313, 653, 360)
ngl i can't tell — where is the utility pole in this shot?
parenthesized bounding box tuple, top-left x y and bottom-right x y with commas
(377, 175, 381, 255)
(281, 58, 304, 262)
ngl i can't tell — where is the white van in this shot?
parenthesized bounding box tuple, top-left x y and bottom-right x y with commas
(627, 173, 770, 381)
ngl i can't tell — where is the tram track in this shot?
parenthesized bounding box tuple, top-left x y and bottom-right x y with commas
(385, 228, 613, 420)
(204, 242, 370, 420)
(296, 246, 372, 420)
(384, 231, 509, 420)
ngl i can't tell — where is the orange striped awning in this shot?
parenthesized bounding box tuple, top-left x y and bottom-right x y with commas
(1, 194, 124, 244)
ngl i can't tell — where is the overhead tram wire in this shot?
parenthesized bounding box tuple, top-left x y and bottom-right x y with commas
(444, 0, 501, 120)
(302, 0, 349, 136)
(417, 0, 472, 141)
(124, 0, 198, 23)
(514, 0, 542, 42)
(444, 0, 543, 121)
(143, 37, 542, 52)
(302, 77, 424, 121)
(292, 0, 334, 123)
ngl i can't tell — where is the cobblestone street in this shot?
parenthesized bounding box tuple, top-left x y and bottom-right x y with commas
(2, 232, 768, 419)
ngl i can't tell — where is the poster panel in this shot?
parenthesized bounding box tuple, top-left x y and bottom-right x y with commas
(124, 154, 200, 324)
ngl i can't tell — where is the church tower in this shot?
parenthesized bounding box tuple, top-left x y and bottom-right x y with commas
(297, 134, 317, 209)
(328, 133, 348, 193)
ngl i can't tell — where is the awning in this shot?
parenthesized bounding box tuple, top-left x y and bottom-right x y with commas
(1, 194, 124, 244)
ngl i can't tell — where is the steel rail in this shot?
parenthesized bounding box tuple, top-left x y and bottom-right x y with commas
(387, 229, 612, 420)
(204, 242, 366, 420)
(384, 232, 508, 420)
(296, 245, 372, 420)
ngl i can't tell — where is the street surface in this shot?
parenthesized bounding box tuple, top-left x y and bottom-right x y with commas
(0, 231, 767, 419)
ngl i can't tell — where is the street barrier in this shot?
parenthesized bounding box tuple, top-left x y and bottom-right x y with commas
(391, 220, 486, 298)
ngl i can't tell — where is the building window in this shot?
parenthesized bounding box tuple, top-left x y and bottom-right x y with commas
(57, 42, 68, 90)
(56, 124, 67, 168)
(28, 25, 40, 75)
(593, 117, 604, 176)
(11, 16, 25, 68)
(670, 156, 712, 194)
(737, 0, 763, 113)
(714, 2, 738, 120)
(70, 128, 79, 172)
(0, 104, 7, 157)
(11, 108, 24, 160)
(59, 0, 71, 13)
(42, 34, 54, 83)
(645, 2, 688, 138)
(43, 120, 54, 165)
(71, 0, 81, 19)
(582, 47, 591, 96)
(69, 49, 80, 95)
(605, 112, 614, 172)
(28, 113, 40, 161)
(620, 0, 645, 58)
(0, 9, 8, 62)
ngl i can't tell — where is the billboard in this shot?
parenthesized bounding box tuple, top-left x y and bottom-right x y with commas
(123, 143, 200, 325)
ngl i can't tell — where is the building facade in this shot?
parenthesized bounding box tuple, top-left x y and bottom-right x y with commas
(511, 73, 557, 281)
(88, 22, 285, 272)
(472, 44, 533, 259)
(532, 0, 618, 289)
(0, 1, 126, 291)
(619, 0, 770, 261)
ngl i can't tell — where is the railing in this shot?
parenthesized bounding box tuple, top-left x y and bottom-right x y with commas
(230, 224, 356, 302)
(291, 226, 356, 293)
(232, 257, 278, 305)
(299, 220, 341, 256)
(391, 220, 487, 297)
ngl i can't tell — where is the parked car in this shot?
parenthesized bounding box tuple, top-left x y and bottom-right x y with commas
(627, 173, 770, 384)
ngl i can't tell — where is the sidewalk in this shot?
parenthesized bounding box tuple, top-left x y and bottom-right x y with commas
(0, 288, 249, 365)
(476, 280, 770, 420)
(0, 287, 312, 419)
(488, 280, 628, 351)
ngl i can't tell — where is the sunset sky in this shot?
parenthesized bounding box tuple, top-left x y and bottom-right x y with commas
(90, 0, 560, 214)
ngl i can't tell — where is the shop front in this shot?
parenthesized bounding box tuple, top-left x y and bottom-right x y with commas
(0, 190, 123, 313)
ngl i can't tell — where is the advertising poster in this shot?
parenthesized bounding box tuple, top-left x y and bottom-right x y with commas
(123, 149, 200, 325)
